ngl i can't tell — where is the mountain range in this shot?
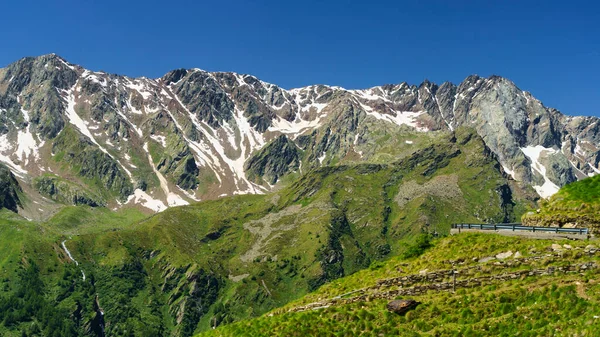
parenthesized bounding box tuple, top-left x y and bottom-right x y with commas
(2, 53, 600, 336)
(1, 54, 599, 219)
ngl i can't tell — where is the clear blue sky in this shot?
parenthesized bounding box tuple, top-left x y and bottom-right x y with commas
(1, 0, 598, 117)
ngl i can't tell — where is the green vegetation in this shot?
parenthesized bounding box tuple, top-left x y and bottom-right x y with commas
(0, 128, 536, 336)
(522, 174, 600, 233)
(200, 282, 599, 337)
(44, 206, 146, 235)
(198, 233, 600, 337)
(0, 262, 80, 337)
(51, 125, 133, 201)
(401, 233, 432, 259)
(34, 174, 106, 207)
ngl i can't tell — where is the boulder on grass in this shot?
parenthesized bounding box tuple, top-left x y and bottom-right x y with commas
(387, 299, 420, 315)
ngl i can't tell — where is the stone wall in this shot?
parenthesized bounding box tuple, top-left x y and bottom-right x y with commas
(285, 248, 598, 314)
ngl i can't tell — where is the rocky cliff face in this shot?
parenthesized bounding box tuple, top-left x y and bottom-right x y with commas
(245, 135, 301, 185)
(0, 54, 597, 214)
(0, 163, 22, 212)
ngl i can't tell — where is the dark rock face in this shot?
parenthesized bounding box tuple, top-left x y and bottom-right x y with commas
(170, 71, 235, 128)
(34, 175, 106, 207)
(387, 299, 420, 315)
(155, 133, 199, 191)
(0, 164, 22, 212)
(245, 135, 301, 184)
(1, 54, 78, 139)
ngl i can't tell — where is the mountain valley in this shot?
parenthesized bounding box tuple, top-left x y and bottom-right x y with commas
(0, 54, 599, 336)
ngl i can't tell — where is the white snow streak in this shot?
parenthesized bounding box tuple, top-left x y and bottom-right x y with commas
(150, 135, 167, 148)
(21, 108, 30, 122)
(501, 164, 516, 180)
(588, 163, 600, 176)
(63, 87, 104, 149)
(521, 145, 560, 198)
(318, 152, 326, 164)
(143, 143, 189, 207)
(0, 134, 27, 177)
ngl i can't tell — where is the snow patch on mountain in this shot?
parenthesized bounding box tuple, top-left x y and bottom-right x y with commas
(521, 145, 560, 198)
(157, 92, 223, 185)
(0, 134, 27, 177)
(501, 164, 517, 180)
(15, 126, 42, 165)
(127, 189, 167, 212)
(21, 107, 30, 122)
(269, 116, 325, 136)
(367, 110, 426, 131)
(353, 88, 392, 103)
(150, 135, 167, 148)
(318, 152, 326, 164)
(124, 79, 154, 100)
(82, 71, 108, 88)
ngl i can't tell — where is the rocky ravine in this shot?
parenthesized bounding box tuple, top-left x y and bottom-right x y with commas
(0, 54, 598, 216)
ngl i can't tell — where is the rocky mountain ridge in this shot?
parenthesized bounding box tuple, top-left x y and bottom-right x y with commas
(0, 54, 598, 216)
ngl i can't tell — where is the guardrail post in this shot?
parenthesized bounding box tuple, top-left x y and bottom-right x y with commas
(532, 226, 535, 233)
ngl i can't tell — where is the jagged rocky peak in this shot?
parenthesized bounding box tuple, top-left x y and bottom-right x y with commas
(163, 68, 189, 85)
(0, 54, 599, 215)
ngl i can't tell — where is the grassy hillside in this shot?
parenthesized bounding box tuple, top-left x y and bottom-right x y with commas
(198, 232, 600, 337)
(0, 128, 533, 336)
(522, 174, 600, 233)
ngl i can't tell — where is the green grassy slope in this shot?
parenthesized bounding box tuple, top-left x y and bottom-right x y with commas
(522, 174, 600, 233)
(198, 233, 600, 337)
(0, 128, 532, 337)
(44, 205, 147, 235)
(0, 210, 86, 337)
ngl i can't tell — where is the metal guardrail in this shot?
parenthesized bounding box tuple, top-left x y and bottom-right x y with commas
(452, 223, 589, 235)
